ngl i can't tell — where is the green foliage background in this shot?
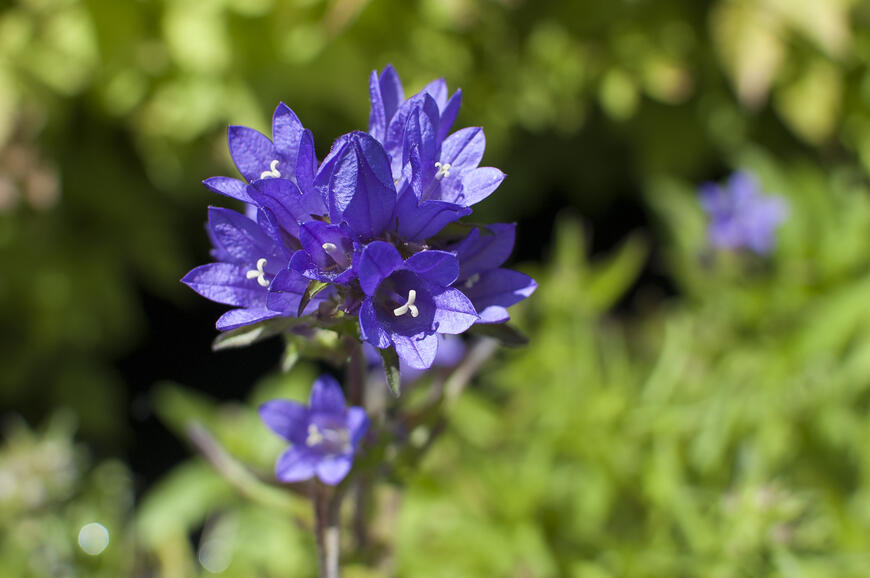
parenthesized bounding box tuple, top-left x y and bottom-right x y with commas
(2, 0, 870, 576)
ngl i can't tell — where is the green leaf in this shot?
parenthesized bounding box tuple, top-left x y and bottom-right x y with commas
(379, 347, 402, 397)
(212, 317, 298, 351)
(469, 323, 529, 347)
(586, 233, 648, 311)
(297, 279, 330, 317)
(280, 339, 300, 373)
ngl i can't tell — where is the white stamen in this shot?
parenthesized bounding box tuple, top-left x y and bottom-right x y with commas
(260, 159, 281, 180)
(306, 424, 323, 447)
(434, 161, 451, 180)
(245, 258, 270, 287)
(464, 273, 481, 289)
(321, 242, 337, 252)
(393, 289, 419, 318)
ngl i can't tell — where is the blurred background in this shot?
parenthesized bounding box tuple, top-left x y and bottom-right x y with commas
(3, 0, 870, 576)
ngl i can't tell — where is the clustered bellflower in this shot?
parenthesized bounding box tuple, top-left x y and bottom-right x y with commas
(700, 171, 788, 255)
(183, 65, 536, 374)
(259, 375, 368, 485)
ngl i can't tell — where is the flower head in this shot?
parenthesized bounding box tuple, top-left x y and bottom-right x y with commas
(700, 171, 788, 254)
(259, 375, 369, 485)
(184, 66, 536, 377)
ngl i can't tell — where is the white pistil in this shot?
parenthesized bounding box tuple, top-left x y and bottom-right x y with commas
(245, 258, 270, 287)
(260, 159, 281, 179)
(393, 289, 419, 318)
(306, 424, 323, 447)
(321, 242, 349, 268)
(434, 161, 451, 180)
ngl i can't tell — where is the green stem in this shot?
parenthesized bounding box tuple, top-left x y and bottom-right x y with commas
(313, 483, 341, 578)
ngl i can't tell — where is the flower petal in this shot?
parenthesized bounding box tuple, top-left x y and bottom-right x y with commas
(298, 221, 354, 276)
(405, 250, 459, 287)
(259, 400, 309, 444)
(453, 223, 516, 279)
(394, 188, 471, 241)
(431, 287, 478, 334)
(346, 407, 369, 446)
(275, 447, 317, 483)
(459, 167, 505, 206)
(386, 94, 440, 177)
(309, 374, 346, 414)
(316, 454, 353, 486)
(441, 127, 484, 171)
(203, 177, 253, 203)
(181, 263, 266, 307)
(247, 179, 307, 238)
(216, 307, 281, 331)
(228, 125, 278, 182)
(272, 103, 304, 165)
(359, 299, 392, 348)
(437, 89, 462, 143)
(267, 268, 326, 316)
(368, 70, 387, 143)
(392, 332, 439, 370)
(401, 106, 438, 176)
(464, 268, 537, 323)
(421, 78, 448, 109)
(208, 206, 281, 265)
(296, 130, 325, 215)
(328, 132, 397, 239)
(356, 241, 403, 296)
(477, 305, 510, 324)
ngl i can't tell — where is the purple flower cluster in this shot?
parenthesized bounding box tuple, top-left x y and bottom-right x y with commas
(700, 171, 788, 255)
(183, 66, 536, 370)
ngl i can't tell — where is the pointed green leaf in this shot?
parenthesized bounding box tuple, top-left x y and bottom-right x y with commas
(586, 232, 648, 311)
(297, 279, 330, 317)
(280, 339, 300, 373)
(212, 317, 298, 351)
(379, 347, 402, 397)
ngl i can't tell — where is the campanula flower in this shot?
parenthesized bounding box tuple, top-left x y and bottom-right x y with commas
(259, 375, 369, 485)
(700, 171, 788, 254)
(368, 66, 504, 211)
(356, 242, 478, 369)
(203, 103, 325, 218)
(182, 206, 287, 330)
(368, 65, 461, 153)
(451, 223, 537, 324)
(182, 203, 328, 330)
(315, 131, 469, 244)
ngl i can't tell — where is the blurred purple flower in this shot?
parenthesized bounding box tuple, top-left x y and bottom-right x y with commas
(700, 172, 788, 254)
(259, 375, 369, 485)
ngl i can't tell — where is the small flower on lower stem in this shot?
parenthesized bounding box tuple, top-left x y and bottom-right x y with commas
(699, 171, 788, 255)
(259, 375, 369, 486)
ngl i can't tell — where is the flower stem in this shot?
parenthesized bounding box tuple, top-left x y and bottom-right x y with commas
(313, 483, 342, 578)
(347, 339, 366, 408)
